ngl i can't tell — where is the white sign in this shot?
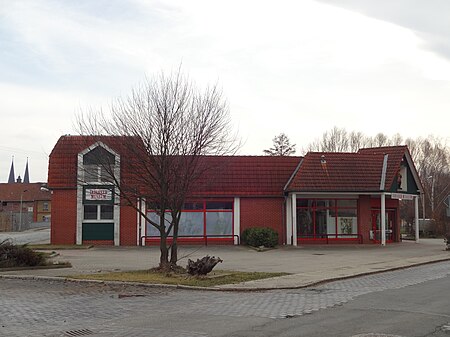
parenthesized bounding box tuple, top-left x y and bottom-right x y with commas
(391, 193, 414, 200)
(85, 188, 113, 201)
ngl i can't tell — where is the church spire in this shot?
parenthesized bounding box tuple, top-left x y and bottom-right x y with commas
(23, 158, 30, 183)
(8, 157, 15, 183)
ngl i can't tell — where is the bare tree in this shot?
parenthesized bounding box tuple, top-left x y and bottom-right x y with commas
(76, 70, 239, 270)
(304, 127, 404, 154)
(263, 133, 296, 156)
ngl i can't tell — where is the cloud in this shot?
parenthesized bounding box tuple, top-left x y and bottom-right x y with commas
(317, 0, 450, 61)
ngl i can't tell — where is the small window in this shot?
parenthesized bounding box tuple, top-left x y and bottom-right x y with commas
(184, 202, 204, 210)
(42, 202, 49, 211)
(297, 199, 313, 208)
(84, 205, 98, 220)
(316, 200, 335, 208)
(337, 200, 357, 208)
(206, 201, 233, 210)
(100, 205, 114, 220)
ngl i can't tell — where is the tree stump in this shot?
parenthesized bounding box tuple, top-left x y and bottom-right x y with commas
(186, 255, 223, 276)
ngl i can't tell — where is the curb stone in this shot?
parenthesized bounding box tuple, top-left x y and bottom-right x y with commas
(1, 257, 449, 292)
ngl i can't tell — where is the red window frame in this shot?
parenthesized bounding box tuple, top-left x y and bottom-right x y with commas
(145, 199, 234, 245)
(296, 198, 359, 242)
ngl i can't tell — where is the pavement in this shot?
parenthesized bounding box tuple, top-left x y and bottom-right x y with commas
(0, 227, 449, 290)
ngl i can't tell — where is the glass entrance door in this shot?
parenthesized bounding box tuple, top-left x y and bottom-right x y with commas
(371, 210, 395, 243)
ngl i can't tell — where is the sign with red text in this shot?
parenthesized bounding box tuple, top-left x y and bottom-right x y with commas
(83, 186, 114, 204)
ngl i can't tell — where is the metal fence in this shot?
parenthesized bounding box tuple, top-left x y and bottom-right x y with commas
(0, 212, 33, 232)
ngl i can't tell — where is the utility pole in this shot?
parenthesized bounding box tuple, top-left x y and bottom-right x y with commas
(18, 189, 28, 232)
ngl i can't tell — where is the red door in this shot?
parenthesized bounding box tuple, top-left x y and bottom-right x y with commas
(371, 210, 395, 243)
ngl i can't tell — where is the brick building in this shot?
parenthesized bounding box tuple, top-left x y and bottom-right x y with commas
(48, 135, 423, 246)
(0, 183, 51, 231)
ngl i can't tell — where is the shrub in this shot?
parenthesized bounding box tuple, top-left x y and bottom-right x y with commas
(241, 227, 278, 248)
(0, 239, 46, 268)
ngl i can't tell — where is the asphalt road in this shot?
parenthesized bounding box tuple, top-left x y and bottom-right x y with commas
(0, 226, 50, 245)
(230, 274, 450, 337)
(1, 261, 449, 337)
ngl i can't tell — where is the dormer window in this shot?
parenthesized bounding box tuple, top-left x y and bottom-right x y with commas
(82, 146, 115, 183)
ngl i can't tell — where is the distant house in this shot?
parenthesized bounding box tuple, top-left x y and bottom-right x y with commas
(0, 183, 51, 231)
(48, 135, 423, 246)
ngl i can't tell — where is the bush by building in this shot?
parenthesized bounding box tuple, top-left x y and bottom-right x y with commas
(241, 227, 278, 248)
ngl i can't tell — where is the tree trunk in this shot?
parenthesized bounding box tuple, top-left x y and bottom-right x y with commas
(159, 234, 170, 270)
(186, 256, 223, 275)
(170, 214, 180, 266)
(159, 212, 170, 270)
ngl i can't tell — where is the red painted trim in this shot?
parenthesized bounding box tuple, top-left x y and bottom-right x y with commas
(145, 237, 233, 245)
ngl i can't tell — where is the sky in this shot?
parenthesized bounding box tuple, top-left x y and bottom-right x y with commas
(1, 0, 450, 182)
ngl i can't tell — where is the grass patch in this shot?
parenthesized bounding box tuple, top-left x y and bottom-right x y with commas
(28, 244, 94, 250)
(68, 270, 288, 287)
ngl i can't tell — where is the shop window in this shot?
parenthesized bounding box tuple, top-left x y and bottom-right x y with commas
(297, 198, 358, 239)
(206, 212, 232, 235)
(147, 212, 173, 236)
(179, 212, 203, 235)
(297, 209, 313, 236)
(146, 200, 233, 238)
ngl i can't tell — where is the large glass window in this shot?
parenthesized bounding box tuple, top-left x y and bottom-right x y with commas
(179, 212, 203, 236)
(206, 212, 232, 235)
(297, 198, 358, 239)
(146, 200, 233, 238)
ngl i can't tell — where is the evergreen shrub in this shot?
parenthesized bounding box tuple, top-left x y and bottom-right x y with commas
(241, 227, 278, 248)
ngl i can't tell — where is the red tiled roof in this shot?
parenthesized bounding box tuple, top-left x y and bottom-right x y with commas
(286, 146, 410, 192)
(358, 146, 408, 190)
(49, 136, 416, 196)
(48, 136, 302, 196)
(192, 156, 302, 196)
(48, 135, 139, 189)
(286, 152, 384, 192)
(0, 183, 51, 202)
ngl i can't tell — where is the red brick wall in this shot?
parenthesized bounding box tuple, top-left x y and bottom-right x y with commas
(82, 240, 114, 246)
(240, 197, 285, 244)
(51, 189, 77, 244)
(120, 204, 138, 245)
